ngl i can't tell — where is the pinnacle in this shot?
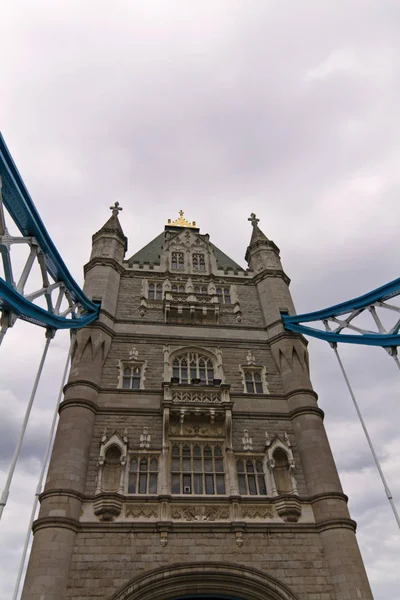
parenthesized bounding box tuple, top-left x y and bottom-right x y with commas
(247, 212, 269, 246)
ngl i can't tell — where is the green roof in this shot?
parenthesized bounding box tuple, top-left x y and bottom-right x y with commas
(128, 231, 244, 271)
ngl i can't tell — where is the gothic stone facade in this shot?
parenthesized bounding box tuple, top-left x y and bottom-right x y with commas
(22, 212, 373, 600)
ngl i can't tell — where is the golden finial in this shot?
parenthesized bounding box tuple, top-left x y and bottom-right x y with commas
(167, 210, 196, 228)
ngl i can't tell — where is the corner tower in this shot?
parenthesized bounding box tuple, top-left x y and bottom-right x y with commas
(22, 210, 372, 600)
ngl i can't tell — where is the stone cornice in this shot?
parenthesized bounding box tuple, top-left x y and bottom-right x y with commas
(38, 489, 348, 507)
(39, 489, 85, 503)
(266, 329, 309, 347)
(59, 397, 98, 415)
(289, 406, 325, 420)
(316, 518, 357, 533)
(84, 257, 126, 276)
(285, 388, 319, 401)
(309, 491, 349, 504)
(47, 519, 355, 535)
(252, 269, 291, 286)
(63, 379, 101, 394)
(32, 516, 80, 534)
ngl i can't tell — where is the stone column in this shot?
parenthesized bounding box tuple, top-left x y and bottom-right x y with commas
(21, 328, 111, 600)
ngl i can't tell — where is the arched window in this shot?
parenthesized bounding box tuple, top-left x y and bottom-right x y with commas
(216, 287, 231, 304)
(172, 351, 214, 384)
(128, 455, 158, 494)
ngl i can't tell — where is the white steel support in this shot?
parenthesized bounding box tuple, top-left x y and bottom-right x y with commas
(12, 333, 74, 600)
(331, 343, 400, 529)
(0, 328, 55, 521)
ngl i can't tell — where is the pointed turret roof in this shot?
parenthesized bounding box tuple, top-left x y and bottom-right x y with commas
(92, 202, 128, 252)
(245, 212, 279, 263)
(248, 213, 270, 245)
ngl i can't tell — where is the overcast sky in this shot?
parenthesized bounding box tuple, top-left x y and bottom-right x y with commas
(1, 1, 400, 598)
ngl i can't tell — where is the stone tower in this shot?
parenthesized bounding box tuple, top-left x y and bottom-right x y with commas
(22, 208, 373, 600)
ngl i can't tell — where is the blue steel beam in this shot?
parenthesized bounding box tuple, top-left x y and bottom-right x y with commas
(0, 133, 99, 329)
(282, 276, 400, 347)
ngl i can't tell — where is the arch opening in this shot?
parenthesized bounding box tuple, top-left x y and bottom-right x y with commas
(111, 562, 300, 600)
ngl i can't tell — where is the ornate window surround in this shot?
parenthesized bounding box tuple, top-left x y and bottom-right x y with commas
(96, 431, 128, 495)
(239, 364, 269, 394)
(164, 346, 225, 384)
(265, 433, 298, 496)
(117, 359, 147, 390)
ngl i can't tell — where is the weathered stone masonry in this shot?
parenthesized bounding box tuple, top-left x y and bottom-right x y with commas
(21, 210, 373, 600)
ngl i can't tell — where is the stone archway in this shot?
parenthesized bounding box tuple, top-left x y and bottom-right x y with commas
(111, 562, 300, 600)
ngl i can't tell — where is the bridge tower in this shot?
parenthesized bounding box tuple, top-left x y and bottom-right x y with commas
(21, 209, 373, 600)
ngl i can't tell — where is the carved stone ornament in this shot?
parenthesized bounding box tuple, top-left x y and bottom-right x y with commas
(275, 497, 302, 523)
(246, 350, 256, 365)
(235, 531, 244, 547)
(171, 505, 229, 521)
(241, 505, 273, 520)
(172, 390, 222, 404)
(125, 504, 159, 519)
(129, 345, 139, 360)
(140, 426, 151, 449)
(93, 495, 123, 522)
(242, 429, 253, 451)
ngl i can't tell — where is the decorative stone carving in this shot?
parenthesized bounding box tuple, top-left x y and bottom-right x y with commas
(235, 531, 244, 547)
(241, 505, 273, 520)
(93, 495, 123, 522)
(246, 350, 256, 365)
(242, 429, 253, 451)
(160, 531, 168, 547)
(171, 505, 229, 521)
(140, 426, 151, 449)
(172, 390, 222, 404)
(128, 345, 139, 360)
(125, 504, 159, 519)
(96, 431, 128, 495)
(265, 432, 298, 496)
(275, 497, 302, 523)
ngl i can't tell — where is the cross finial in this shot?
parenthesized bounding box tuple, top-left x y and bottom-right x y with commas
(248, 212, 259, 227)
(110, 201, 123, 217)
(179, 209, 184, 218)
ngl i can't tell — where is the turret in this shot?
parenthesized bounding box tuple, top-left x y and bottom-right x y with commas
(84, 201, 128, 321)
(245, 213, 295, 337)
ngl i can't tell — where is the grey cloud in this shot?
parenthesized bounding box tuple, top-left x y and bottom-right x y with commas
(1, 1, 400, 599)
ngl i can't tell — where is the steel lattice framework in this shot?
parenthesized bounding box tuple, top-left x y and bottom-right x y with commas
(0, 133, 99, 334)
(282, 278, 400, 349)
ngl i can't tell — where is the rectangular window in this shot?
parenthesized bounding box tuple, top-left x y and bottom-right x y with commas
(148, 283, 163, 300)
(171, 252, 185, 271)
(216, 287, 231, 304)
(236, 458, 267, 495)
(171, 444, 226, 495)
(122, 364, 143, 389)
(244, 369, 264, 394)
(128, 455, 158, 494)
(192, 253, 205, 272)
